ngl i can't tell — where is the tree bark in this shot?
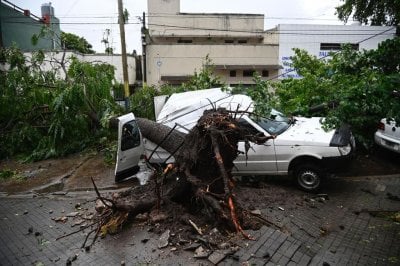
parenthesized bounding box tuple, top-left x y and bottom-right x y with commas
(95, 109, 268, 239)
(136, 117, 185, 155)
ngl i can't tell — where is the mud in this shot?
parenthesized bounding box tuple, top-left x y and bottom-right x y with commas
(0, 152, 137, 194)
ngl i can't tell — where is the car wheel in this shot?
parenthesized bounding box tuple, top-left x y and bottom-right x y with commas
(295, 163, 323, 192)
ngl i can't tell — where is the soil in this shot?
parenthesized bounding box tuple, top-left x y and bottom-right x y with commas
(0, 151, 138, 194)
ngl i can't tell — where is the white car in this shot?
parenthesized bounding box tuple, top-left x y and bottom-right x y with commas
(115, 88, 355, 192)
(374, 118, 400, 153)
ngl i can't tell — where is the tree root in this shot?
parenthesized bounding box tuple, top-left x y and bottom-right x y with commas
(60, 109, 278, 247)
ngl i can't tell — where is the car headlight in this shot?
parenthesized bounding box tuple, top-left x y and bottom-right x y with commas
(338, 145, 351, 156)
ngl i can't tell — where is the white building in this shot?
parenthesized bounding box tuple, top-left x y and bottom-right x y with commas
(24, 51, 137, 87)
(145, 0, 280, 87)
(277, 24, 396, 78)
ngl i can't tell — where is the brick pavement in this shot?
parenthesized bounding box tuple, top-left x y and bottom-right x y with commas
(0, 193, 204, 266)
(0, 175, 399, 265)
(223, 175, 400, 265)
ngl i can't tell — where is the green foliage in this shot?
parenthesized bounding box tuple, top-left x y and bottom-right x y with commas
(228, 75, 274, 117)
(130, 85, 159, 120)
(123, 8, 130, 23)
(274, 38, 400, 148)
(105, 47, 114, 55)
(275, 49, 333, 116)
(182, 55, 225, 91)
(0, 169, 18, 180)
(31, 26, 55, 47)
(102, 140, 118, 166)
(0, 46, 122, 161)
(129, 56, 225, 120)
(61, 32, 95, 54)
(336, 0, 400, 25)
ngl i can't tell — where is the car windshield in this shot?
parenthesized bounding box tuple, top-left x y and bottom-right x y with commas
(252, 109, 291, 135)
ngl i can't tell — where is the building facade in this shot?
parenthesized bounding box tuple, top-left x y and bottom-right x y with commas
(0, 0, 61, 51)
(145, 0, 280, 87)
(23, 51, 137, 94)
(278, 24, 396, 78)
(144, 0, 396, 86)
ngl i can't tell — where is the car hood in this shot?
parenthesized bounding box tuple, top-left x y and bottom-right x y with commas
(275, 117, 334, 146)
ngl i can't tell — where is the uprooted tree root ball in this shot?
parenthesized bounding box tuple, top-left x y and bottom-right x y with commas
(59, 108, 276, 249)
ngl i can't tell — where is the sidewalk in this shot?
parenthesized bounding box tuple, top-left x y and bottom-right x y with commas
(0, 175, 399, 265)
(224, 175, 400, 265)
(0, 192, 201, 265)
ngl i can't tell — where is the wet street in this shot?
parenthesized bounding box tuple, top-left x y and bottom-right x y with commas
(0, 173, 399, 265)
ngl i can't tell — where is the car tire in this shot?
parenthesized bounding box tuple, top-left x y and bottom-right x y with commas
(294, 163, 323, 192)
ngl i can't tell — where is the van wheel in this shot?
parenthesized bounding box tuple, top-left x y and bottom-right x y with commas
(294, 163, 323, 192)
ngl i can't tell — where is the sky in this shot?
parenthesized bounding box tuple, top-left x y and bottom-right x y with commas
(8, 0, 348, 54)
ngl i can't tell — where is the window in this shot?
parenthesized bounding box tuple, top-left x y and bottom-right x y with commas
(243, 70, 254, 77)
(320, 43, 359, 51)
(238, 40, 247, 44)
(121, 121, 141, 151)
(238, 118, 260, 138)
(230, 70, 236, 77)
(177, 39, 193, 43)
(254, 117, 290, 135)
(262, 70, 269, 77)
(350, 43, 359, 50)
(225, 40, 234, 43)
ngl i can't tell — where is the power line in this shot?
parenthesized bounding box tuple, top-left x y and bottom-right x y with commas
(3, 20, 395, 38)
(2, 21, 141, 25)
(145, 22, 395, 36)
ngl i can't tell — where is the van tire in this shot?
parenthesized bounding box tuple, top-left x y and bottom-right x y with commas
(294, 163, 323, 192)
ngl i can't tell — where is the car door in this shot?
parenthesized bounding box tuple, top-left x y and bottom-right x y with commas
(115, 113, 144, 182)
(233, 117, 278, 175)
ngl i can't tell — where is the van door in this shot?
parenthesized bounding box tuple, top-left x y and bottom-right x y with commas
(115, 113, 144, 182)
(233, 117, 277, 175)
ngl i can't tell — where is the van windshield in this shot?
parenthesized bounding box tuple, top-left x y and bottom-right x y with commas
(252, 109, 291, 135)
(254, 118, 290, 135)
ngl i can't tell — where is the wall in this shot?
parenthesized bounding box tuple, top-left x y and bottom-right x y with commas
(23, 51, 136, 85)
(148, 13, 265, 38)
(1, 1, 61, 51)
(278, 24, 396, 78)
(147, 43, 279, 86)
(145, 0, 279, 87)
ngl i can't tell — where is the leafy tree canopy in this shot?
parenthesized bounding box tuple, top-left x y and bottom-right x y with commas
(0, 46, 121, 161)
(274, 38, 400, 148)
(336, 0, 400, 25)
(61, 32, 95, 54)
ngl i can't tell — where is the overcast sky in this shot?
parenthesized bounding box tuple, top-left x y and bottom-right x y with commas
(9, 0, 347, 53)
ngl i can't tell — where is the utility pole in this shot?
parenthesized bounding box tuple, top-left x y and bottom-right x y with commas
(118, 0, 130, 110)
(141, 12, 147, 85)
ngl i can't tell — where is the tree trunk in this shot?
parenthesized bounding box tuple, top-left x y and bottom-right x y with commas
(136, 117, 185, 155)
(93, 109, 271, 241)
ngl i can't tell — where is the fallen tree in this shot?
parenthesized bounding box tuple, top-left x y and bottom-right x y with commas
(66, 108, 276, 249)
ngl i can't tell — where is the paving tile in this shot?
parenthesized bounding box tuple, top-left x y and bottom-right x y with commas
(1, 175, 400, 265)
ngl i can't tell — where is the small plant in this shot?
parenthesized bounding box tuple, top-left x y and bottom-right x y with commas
(0, 169, 23, 181)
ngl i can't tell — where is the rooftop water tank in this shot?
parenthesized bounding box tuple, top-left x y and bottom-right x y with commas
(41, 2, 55, 17)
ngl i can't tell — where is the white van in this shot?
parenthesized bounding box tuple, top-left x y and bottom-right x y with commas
(115, 88, 355, 192)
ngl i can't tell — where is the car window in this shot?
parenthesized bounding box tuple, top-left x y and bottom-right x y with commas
(269, 108, 290, 123)
(254, 117, 290, 135)
(238, 118, 261, 139)
(121, 120, 141, 151)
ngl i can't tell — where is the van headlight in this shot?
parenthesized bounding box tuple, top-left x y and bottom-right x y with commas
(338, 145, 351, 156)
